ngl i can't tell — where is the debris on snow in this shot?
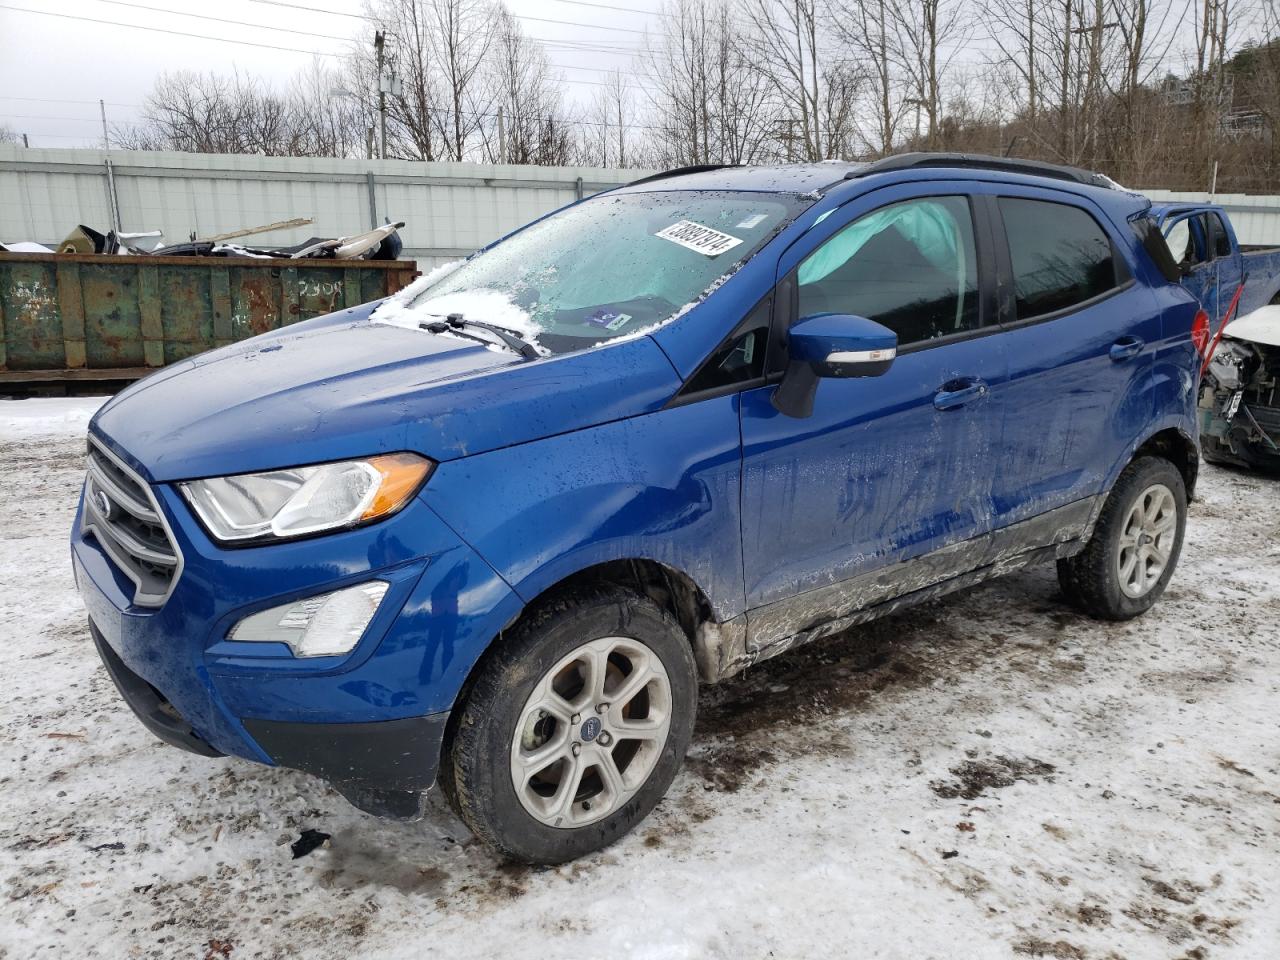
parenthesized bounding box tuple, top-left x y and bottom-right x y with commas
(290, 829, 332, 860)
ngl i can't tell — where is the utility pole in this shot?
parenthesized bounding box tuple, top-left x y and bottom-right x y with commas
(374, 30, 387, 160)
(497, 106, 506, 164)
(22, 133, 29, 148)
(99, 99, 109, 149)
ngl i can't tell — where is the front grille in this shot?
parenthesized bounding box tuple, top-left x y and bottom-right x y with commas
(82, 438, 183, 607)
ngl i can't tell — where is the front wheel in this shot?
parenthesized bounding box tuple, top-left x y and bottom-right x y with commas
(1057, 456, 1187, 620)
(444, 585, 697, 863)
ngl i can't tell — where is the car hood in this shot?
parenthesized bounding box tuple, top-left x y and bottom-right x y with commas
(1223, 304, 1280, 348)
(91, 305, 683, 483)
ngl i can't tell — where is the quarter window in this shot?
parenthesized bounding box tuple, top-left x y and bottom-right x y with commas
(999, 197, 1123, 319)
(796, 196, 980, 346)
(684, 295, 771, 394)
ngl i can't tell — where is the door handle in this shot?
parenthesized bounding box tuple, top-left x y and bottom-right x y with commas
(933, 377, 988, 411)
(1109, 336, 1145, 362)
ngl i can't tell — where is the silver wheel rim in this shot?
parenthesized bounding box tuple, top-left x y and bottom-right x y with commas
(1116, 482, 1177, 599)
(509, 636, 673, 828)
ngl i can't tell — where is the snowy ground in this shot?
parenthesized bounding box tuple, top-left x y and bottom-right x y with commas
(2, 396, 1278, 960)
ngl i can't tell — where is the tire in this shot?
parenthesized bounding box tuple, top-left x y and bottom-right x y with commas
(1057, 456, 1187, 621)
(444, 584, 697, 864)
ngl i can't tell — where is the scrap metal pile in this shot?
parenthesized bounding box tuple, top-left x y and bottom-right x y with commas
(0, 218, 406, 261)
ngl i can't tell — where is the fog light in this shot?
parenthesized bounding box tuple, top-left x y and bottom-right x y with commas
(229, 581, 389, 657)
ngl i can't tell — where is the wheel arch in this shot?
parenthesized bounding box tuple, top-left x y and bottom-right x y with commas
(437, 557, 724, 788)
(1132, 426, 1200, 499)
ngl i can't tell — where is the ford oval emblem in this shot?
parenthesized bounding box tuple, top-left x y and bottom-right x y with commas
(580, 716, 602, 742)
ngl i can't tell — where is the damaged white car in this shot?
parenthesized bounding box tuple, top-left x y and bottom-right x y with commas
(1201, 305, 1280, 471)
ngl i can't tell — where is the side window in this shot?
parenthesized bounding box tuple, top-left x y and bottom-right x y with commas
(999, 197, 1123, 319)
(1163, 217, 1198, 267)
(1130, 215, 1181, 283)
(796, 195, 980, 346)
(684, 295, 771, 394)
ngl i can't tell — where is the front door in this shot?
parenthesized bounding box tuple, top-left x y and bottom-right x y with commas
(739, 186, 1006, 649)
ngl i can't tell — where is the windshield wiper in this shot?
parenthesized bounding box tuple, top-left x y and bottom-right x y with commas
(419, 313, 540, 361)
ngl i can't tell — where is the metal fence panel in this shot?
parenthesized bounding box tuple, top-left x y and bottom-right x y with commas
(0, 147, 649, 268)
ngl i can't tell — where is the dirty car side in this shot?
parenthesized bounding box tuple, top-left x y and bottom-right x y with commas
(71, 160, 1202, 820)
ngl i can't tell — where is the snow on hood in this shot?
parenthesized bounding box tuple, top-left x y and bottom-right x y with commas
(371, 257, 734, 354)
(371, 260, 546, 353)
(370, 259, 464, 327)
(1224, 304, 1280, 348)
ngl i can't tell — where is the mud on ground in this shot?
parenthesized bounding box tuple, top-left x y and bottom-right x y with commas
(2, 419, 1278, 959)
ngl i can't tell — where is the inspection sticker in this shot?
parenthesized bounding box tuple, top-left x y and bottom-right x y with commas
(655, 220, 744, 257)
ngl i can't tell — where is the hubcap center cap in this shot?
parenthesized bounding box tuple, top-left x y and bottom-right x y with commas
(580, 715, 602, 742)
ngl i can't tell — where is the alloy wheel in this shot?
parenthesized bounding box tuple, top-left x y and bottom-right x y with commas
(1116, 482, 1177, 599)
(509, 636, 673, 828)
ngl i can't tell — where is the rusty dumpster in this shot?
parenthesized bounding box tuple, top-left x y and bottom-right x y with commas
(0, 252, 418, 387)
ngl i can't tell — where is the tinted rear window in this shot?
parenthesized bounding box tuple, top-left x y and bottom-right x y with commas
(1131, 215, 1181, 283)
(999, 197, 1123, 319)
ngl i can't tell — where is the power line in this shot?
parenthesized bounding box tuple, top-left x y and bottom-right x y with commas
(549, 0, 658, 15)
(0, 114, 116, 123)
(247, 0, 654, 35)
(248, 0, 365, 18)
(0, 4, 655, 90)
(0, 96, 143, 108)
(0, 4, 348, 56)
(97, 0, 357, 42)
(93, 0, 652, 75)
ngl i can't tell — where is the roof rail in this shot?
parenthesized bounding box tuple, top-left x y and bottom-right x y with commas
(623, 163, 742, 188)
(846, 152, 1117, 190)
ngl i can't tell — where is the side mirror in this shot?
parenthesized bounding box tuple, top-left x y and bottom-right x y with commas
(772, 313, 898, 418)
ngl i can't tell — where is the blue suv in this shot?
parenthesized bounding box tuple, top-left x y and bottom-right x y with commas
(72, 154, 1203, 863)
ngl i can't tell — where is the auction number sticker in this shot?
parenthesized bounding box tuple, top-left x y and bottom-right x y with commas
(655, 220, 744, 257)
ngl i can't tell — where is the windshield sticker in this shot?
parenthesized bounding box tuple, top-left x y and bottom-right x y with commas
(735, 213, 769, 229)
(585, 309, 633, 331)
(655, 220, 744, 257)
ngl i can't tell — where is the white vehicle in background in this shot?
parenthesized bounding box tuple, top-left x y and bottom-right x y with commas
(1200, 305, 1280, 471)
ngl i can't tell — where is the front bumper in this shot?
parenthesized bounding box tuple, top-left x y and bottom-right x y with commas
(72, 436, 522, 808)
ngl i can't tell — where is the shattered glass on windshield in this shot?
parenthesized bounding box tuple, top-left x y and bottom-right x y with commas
(372, 190, 806, 355)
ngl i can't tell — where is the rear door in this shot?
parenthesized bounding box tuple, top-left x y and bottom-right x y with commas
(1157, 206, 1242, 326)
(989, 190, 1159, 525)
(1204, 211, 1245, 322)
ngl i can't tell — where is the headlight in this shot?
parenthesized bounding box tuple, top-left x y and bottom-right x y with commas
(180, 453, 433, 544)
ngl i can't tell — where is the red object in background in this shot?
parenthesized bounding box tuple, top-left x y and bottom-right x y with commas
(1199, 282, 1247, 378)
(1191, 308, 1211, 359)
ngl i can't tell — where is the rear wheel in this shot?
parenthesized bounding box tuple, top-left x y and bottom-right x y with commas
(1057, 457, 1187, 620)
(444, 585, 697, 863)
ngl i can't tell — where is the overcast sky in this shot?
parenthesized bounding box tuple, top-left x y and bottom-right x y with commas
(0, 0, 663, 147)
(1, 0, 1217, 149)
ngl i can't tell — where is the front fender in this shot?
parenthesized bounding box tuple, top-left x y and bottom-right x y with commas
(422, 393, 747, 624)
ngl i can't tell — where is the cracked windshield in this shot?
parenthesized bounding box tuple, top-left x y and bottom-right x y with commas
(405, 190, 805, 353)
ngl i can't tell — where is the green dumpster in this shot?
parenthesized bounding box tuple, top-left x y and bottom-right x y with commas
(0, 252, 418, 387)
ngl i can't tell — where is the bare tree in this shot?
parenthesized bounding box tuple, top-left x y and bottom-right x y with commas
(641, 0, 779, 165)
(739, 0, 826, 160)
(487, 9, 575, 165)
(0, 125, 20, 145)
(887, 0, 969, 149)
(829, 0, 903, 154)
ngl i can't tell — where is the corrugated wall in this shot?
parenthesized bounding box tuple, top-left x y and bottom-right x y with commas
(0, 147, 653, 270)
(4, 147, 1279, 258)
